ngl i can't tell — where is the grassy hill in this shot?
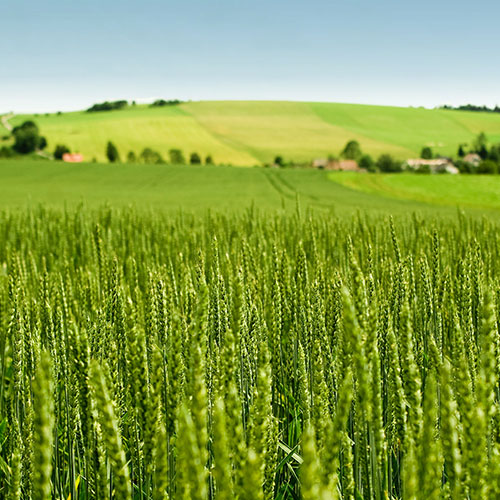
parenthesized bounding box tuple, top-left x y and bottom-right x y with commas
(2, 159, 500, 217)
(8, 101, 500, 165)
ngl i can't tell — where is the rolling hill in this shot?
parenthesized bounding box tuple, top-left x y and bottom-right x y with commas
(7, 101, 500, 165)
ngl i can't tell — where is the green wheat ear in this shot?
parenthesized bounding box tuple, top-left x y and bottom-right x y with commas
(89, 360, 132, 499)
(32, 351, 55, 500)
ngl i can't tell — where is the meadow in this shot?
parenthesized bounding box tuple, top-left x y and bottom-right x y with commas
(8, 101, 500, 164)
(2, 160, 500, 499)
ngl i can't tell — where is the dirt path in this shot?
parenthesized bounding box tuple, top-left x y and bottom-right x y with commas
(1, 113, 14, 132)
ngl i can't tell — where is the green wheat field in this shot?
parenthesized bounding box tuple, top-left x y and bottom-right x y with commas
(2, 156, 500, 499)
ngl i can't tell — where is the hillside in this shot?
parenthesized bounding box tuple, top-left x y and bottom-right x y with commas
(9, 101, 500, 165)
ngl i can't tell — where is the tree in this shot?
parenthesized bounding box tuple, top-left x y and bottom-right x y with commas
(457, 144, 466, 157)
(106, 141, 120, 163)
(341, 140, 362, 160)
(38, 136, 47, 150)
(53, 144, 70, 160)
(205, 155, 214, 165)
(473, 132, 487, 153)
(420, 147, 433, 159)
(140, 148, 164, 164)
(190, 152, 201, 164)
(127, 151, 137, 163)
(376, 154, 401, 173)
(274, 155, 284, 167)
(359, 154, 375, 172)
(477, 160, 498, 174)
(169, 149, 185, 165)
(12, 121, 44, 154)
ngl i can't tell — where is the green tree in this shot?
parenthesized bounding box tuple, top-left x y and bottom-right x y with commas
(474, 132, 488, 157)
(341, 140, 362, 160)
(376, 153, 401, 173)
(205, 155, 214, 165)
(53, 144, 70, 160)
(127, 151, 137, 163)
(477, 160, 498, 174)
(457, 144, 466, 157)
(274, 155, 284, 167)
(190, 152, 202, 164)
(106, 141, 120, 163)
(169, 149, 185, 164)
(12, 121, 45, 154)
(420, 146, 433, 159)
(359, 154, 375, 171)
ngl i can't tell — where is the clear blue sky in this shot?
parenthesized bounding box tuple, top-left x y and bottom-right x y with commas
(2, 0, 500, 113)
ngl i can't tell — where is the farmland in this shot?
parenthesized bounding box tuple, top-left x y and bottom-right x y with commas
(1, 158, 500, 499)
(3, 159, 500, 215)
(8, 100, 500, 164)
(1, 190, 500, 499)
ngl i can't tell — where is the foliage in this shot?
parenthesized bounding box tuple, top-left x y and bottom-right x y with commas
(169, 148, 185, 165)
(106, 141, 120, 163)
(376, 153, 402, 172)
(477, 160, 498, 174)
(150, 99, 182, 107)
(341, 140, 362, 160)
(53, 144, 70, 160)
(274, 155, 284, 167)
(127, 151, 137, 163)
(87, 100, 128, 112)
(420, 146, 433, 159)
(205, 155, 214, 165)
(190, 152, 202, 164)
(359, 154, 375, 171)
(140, 148, 165, 164)
(12, 121, 46, 154)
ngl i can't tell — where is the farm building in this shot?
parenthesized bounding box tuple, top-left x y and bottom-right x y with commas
(312, 158, 361, 171)
(62, 153, 84, 163)
(404, 158, 459, 174)
(463, 153, 481, 166)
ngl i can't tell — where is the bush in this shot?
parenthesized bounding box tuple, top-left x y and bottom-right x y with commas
(359, 155, 375, 172)
(477, 160, 498, 174)
(0, 146, 13, 158)
(106, 141, 120, 163)
(205, 155, 214, 165)
(415, 164, 431, 174)
(190, 152, 201, 165)
(420, 147, 433, 159)
(140, 148, 165, 164)
(376, 154, 402, 173)
(150, 99, 182, 107)
(341, 140, 362, 160)
(87, 101, 128, 113)
(169, 149, 185, 165)
(127, 151, 137, 163)
(274, 156, 284, 167)
(12, 121, 45, 154)
(54, 144, 70, 160)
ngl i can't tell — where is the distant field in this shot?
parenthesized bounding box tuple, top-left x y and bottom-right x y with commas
(9, 101, 500, 164)
(330, 172, 500, 211)
(2, 159, 500, 216)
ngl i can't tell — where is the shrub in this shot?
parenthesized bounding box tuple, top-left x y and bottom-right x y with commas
(359, 154, 375, 171)
(169, 149, 185, 165)
(376, 153, 402, 172)
(0, 146, 13, 158)
(54, 144, 70, 160)
(190, 152, 201, 165)
(420, 147, 433, 159)
(87, 100, 128, 113)
(274, 156, 284, 167)
(341, 140, 362, 160)
(477, 160, 498, 174)
(106, 141, 120, 163)
(140, 148, 165, 164)
(205, 155, 214, 165)
(127, 151, 137, 163)
(12, 121, 46, 154)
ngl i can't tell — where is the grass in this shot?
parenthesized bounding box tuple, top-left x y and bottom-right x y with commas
(329, 172, 500, 211)
(1, 159, 500, 217)
(10, 101, 500, 165)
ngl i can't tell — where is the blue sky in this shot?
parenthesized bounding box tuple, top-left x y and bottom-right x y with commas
(2, 0, 500, 112)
